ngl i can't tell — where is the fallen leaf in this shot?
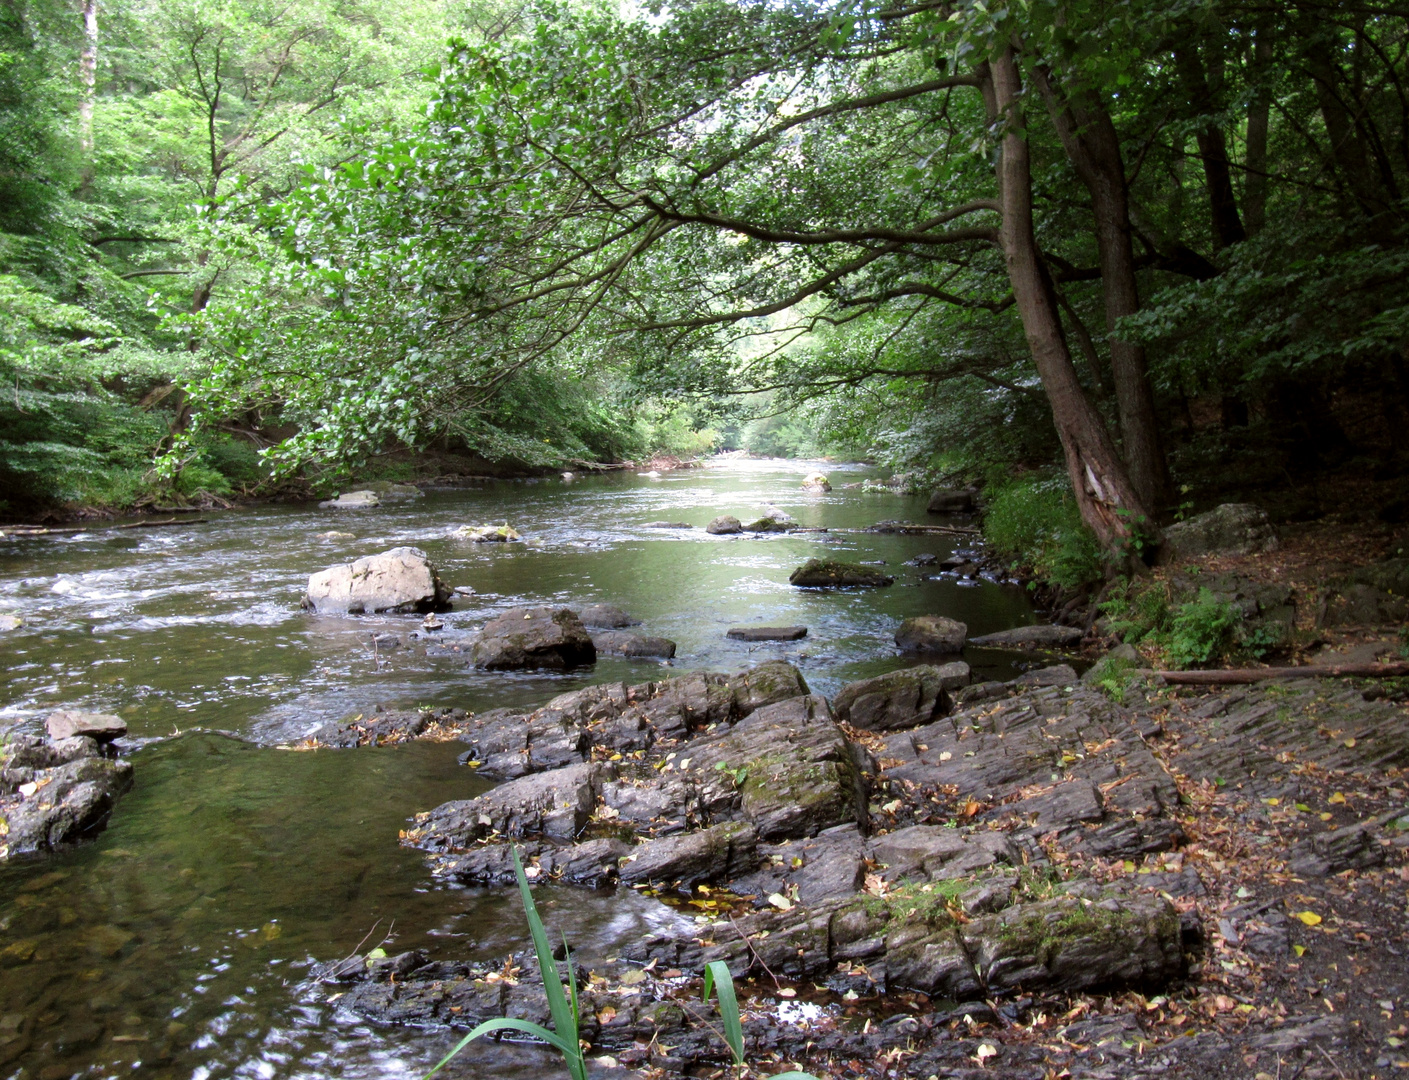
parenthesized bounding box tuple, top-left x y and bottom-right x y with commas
(939, 750, 952, 761)
(768, 892, 793, 911)
(777, 988, 797, 998)
(619, 969, 647, 985)
(1295, 911, 1323, 926)
(1329, 792, 1347, 805)
(975, 1043, 997, 1062)
(1293, 944, 1307, 957)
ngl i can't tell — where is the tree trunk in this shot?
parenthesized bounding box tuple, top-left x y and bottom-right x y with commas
(79, 0, 98, 155)
(987, 50, 1154, 552)
(1302, 32, 1397, 218)
(1174, 45, 1246, 249)
(1244, 32, 1272, 234)
(1036, 68, 1170, 510)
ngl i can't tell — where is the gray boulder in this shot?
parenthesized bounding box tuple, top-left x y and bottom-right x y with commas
(45, 710, 127, 742)
(968, 624, 1083, 649)
(472, 607, 596, 670)
(831, 663, 968, 731)
(789, 559, 894, 588)
(895, 615, 967, 653)
(304, 547, 452, 614)
(0, 614, 22, 631)
(926, 488, 977, 514)
(576, 604, 641, 629)
(1, 734, 133, 859)
(318, 490, 381, 509)
(706, 516, 743, 535)
(591, 631, 676, 659)
(406, 761, 608, 849)
(1159, 503, 1277, 563)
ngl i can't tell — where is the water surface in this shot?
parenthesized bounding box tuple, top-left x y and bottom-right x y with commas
(0, 459, 1036, 1080)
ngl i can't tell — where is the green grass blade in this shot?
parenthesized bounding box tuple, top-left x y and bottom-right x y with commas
(511, 848, 587, 1080)
(701, 959, 745, 1065)
(423, 1017, 575, 1078)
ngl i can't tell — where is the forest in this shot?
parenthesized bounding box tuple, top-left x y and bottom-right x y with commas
(3, 0, 1409, 563)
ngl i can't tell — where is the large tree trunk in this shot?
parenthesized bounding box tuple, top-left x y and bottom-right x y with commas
(1301, 30, 1399, 218)
(1244, 32, 1272, 235)
(79, 0, 98, 154)
(986, 50, 1154, 552)
(1035, 68, 1170, 510)
(1174, 45, 1246, 249)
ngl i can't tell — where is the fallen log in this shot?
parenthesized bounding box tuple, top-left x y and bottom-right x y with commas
(1163, 661, 1409, 685)
(0, 517, 209, 538)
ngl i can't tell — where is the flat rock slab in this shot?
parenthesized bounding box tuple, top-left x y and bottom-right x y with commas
(318, 490, 380, 509)
(440, 661, 810, 781)
(727, 626, 808, 641)
(454, 524, 521, 542)
(305, 546, 451, 615)
(968, 624, 1084, 649)
(45, 710, 127, 742)
(789, 559, 893, 587)
(591, 631, 676, 659)
(1, 734, 133, 859)
(471, 607, 596, 669)
(876, 682, 1183, 858)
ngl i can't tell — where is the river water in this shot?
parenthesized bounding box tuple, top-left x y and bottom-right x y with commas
(0, 458, 1036, 1080)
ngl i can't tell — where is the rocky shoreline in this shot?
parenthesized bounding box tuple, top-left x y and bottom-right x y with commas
(307, 658, 1409, 1079)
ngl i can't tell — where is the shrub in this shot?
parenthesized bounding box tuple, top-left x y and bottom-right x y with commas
(1166, 588, 1242, 668)
(983, 474, 1103, 588)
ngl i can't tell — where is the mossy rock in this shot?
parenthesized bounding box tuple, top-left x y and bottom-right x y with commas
(789, 559, 894, 588)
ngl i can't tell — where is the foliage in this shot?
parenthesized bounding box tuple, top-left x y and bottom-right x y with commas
(983, 474, 1103, 589)
(426, 848, 587, 1080)
(426, 852, 819, 1080)
(1101, 579, 1253, 668)
(1165, 588, 1243, 668)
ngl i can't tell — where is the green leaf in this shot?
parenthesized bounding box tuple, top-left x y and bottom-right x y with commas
(701, 959, 745, 1066)
(513, 848, 587, 1080)
(424, 1017, 577, 1079)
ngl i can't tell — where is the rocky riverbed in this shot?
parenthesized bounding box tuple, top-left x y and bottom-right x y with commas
(307, 660, 1409, 1080)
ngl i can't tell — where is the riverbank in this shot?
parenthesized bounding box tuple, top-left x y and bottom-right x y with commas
(312, 660, 1409, 1080)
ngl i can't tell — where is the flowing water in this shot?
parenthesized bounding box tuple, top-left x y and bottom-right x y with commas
(0, 458, 1037, 1080)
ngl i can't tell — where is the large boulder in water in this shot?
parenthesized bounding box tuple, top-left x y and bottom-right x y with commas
(318, 490, 381, 509)
(789, 559, 893, 588)
(1, 733, 133, 860)
(802, 472, 831, 492)
(305, 547, 451, 614)
(1158, 503, 1277, 563)
(472, 607, 596, 670)
(45, 710, 126, 743)
(706, 515, 743, 535)
(575, 604, 641, 629)
(895, 615, 966, 653)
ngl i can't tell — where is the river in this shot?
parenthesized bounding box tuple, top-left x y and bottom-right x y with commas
(0, 458, 1037, 1080)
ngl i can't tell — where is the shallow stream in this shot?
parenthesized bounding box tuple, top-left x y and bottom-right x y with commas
(0, 458, 1037, 1080)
